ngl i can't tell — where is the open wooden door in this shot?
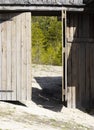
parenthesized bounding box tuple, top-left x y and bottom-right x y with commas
(0, 13, 32, 101)
(62, 10, 67, 102)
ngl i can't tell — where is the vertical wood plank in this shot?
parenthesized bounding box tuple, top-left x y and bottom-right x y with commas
(79, 44, 86, 108)
(7, 14, 12, 100)
(85, 43, 90, 108)
(1, 19, 7, 100)
(84, 15, 90, 108)
(16, 13, 21, 100)
(78, 14, 86, 108)
(11, 14, 17, 100)
(67, 43, 72, 108)
(90, 44, 93, 108)
(26, 12, 32, 100)
(65, 11, 68, 101)
(90, 44, 94, 107)
(21, 13, 27, 100)
(67, 13, 73, 108)
(71, 44, 76, 108)
(62, 10, 64, 101)
(0, 20, 2, 99)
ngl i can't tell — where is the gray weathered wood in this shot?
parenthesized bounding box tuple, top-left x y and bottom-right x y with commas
(21, 13, 27, 100)
(1, 19, 7, 100)
(26, 12, 32, 100)
(0, 19, 2, 99)
(62, 10, 64, 101)
(7, 14, 12, 100)
(11, 15, 17, 100)
(64, 10, 68, 101)
(16, 13, 21, 100)
(0, 0, 83, 5)
(0, 12, 31, 101)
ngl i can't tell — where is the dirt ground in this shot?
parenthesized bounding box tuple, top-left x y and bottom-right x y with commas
(0, 64, 94, 130)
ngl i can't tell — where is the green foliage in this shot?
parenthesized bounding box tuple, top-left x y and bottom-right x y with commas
(32, 16, 62, 66)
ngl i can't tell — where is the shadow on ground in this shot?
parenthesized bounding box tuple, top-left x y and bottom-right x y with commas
(32, 76, 65, 112)
(1, 101, 27, 107)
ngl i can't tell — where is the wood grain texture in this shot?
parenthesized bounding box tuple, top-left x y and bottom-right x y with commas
(26, 12, 32, 100)
(67, 43, 72, 108)
(67, 12, 94, 108)
(21, 13, 27, 100)
(62, 10, 65, 101)
(1, 19, 7, 100)
(0, 20, 2, 99)
(0, 12, 31, 101)
(7, 14, 12, 100)
(16, 13, 21, 100)
(11, 14, 17, 100)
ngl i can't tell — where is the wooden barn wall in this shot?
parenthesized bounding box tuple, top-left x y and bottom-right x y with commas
(67, 12, 94, 108)
(0, 12, 31, 100)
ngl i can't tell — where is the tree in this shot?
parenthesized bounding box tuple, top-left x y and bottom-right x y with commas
(32, 16, 62, 66)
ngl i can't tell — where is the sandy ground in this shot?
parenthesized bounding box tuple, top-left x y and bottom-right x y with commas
(0, 64, 94, 130)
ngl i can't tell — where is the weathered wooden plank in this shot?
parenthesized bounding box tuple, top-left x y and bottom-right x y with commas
(21, 13, 27, 100)
(91, 44, 94, 108)
(1, 19, 7, 100)
(83, 14, 89, 38)
(89, 44, 94, 108)
(0, 20, 2, 99)
(6, 14, 12, 100)
(75, 44, 79, 108)
(89, 44, 92, 108)
(85, 43, 90, 108)
(11, 15, 17, 100)
(16, 13, 21, 100)
(67, 43, 72, 108)
(64, 11, 68, 101)
(62, 10, 65, 101)
(67, 13, 77, 108)
(67, 13, 73, 108)
(83, 14, 90, 108)
(78, 14, 83, 38)
(26, 12, 32, 100)
(78, 42, 86, 108)
(89, 14, 94, 38)
(71, 44, 78, 108)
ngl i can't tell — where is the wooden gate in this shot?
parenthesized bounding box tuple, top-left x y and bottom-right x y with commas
(0, 13, 31, 100)
(66, 12, 94, 108)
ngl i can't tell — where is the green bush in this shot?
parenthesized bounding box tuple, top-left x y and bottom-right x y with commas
(32, 16, 62, 66)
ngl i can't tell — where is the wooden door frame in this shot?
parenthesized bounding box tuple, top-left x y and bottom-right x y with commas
(62, 10, 67, 103)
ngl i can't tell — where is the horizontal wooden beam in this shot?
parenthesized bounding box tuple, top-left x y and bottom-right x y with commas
(0, 6, 84, 12)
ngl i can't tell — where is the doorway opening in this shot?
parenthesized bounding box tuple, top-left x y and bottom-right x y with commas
(32, 15, 63, 112)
